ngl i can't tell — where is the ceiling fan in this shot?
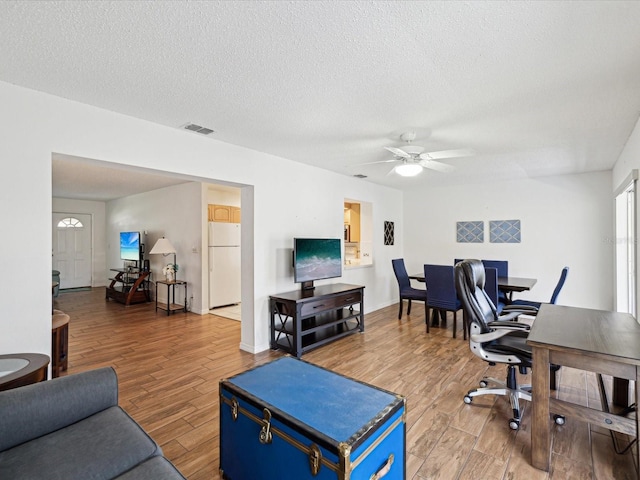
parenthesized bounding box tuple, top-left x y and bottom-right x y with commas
(361, 132, 474, 177)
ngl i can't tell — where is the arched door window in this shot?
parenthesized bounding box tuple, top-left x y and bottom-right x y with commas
(57, 217, 84, 228)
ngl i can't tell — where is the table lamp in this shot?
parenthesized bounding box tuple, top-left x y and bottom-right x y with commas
(149, 237, 177, 272)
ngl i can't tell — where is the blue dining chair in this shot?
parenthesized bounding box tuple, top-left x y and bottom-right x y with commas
(392, 259, 428, 324)
(424, 264, 464, 339)
(482, 260, 509, 303)
(481, 259, 508, 277)
(483, 267, 505, 314)
(511, 267, 569, 309)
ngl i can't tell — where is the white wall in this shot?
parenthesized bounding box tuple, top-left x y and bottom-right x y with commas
(402, 171, 613, 310)
(613, 116, 640, 190)
(0, 80, 403, 358)
(52, 197, 107, 287)
(208, 185, 241, 206)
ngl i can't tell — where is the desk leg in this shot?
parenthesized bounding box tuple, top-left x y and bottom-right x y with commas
(531, 346, 551, 471)
(613, 377, 630, 407)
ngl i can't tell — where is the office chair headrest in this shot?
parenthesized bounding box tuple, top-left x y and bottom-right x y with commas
(457, 259, 485, 291)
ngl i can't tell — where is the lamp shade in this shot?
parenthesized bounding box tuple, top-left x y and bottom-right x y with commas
(149, 237, 176, 255)
(395, 163, 423, 177)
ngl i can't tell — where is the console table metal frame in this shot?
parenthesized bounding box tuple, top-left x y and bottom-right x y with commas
(269, 283, 365, 358)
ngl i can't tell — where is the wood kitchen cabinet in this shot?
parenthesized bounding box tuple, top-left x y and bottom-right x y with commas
(208, 204, 241, 223)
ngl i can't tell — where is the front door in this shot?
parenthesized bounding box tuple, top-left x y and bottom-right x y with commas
(52, 213, 92, 289)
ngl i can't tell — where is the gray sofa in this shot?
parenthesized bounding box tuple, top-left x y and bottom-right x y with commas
(0, 367, 185, 479)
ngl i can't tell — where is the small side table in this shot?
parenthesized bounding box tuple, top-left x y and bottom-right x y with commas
(51, 309, 70, 378)
(0, 353, 50, 392)
(156, 279, 187, 315)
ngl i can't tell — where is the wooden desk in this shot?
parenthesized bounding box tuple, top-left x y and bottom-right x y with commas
(527, 304, 640, 474)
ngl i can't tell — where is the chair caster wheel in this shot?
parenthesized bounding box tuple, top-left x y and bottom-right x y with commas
(479, 380, 488, 388)
(554, 414, 565, 426)
(509, 419, 520, 430)
(463, 395, 472, 404)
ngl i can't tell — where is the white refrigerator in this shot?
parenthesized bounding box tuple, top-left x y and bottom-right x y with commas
(209, 222, 241, 309)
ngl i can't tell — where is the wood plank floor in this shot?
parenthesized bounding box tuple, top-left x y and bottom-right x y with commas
(54, 289, 637, 479)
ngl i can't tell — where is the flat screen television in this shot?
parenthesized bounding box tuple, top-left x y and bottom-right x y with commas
(293, 238, 342, 290)
(120, 231, 141, 263)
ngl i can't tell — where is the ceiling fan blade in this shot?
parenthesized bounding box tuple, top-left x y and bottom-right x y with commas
(419, 148, 475, 160)
(384, 146, 411, 158)
(352, 158, 398, 167)
(418, 159, 455, 173)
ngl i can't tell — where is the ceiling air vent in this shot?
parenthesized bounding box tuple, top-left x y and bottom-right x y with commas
(180, 123, 215, 135)
(353, 174, 368, 179)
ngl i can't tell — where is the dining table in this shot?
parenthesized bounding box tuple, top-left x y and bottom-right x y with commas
(409, 272, 537, 300)
(495, 276, 537, 301)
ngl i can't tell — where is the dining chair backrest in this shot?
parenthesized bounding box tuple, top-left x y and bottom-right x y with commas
(482, 260, 508, 278)
(549, 267, 569, 304)
(392, 258, 411, 291)
(423, 264, 459, 310)
(483, 267, 500, 311)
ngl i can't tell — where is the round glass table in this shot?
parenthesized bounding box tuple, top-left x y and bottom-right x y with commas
(0, 353, 50, 391)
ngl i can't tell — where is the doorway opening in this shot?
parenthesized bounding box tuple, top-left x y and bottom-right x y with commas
(615, 173, 637, 317)
(52, 154, 256, 350)
(208, 185, 242, 322)
(344, 199, 373, 268)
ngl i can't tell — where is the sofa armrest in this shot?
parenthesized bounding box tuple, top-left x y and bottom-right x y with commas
(0, 366, 119, 451)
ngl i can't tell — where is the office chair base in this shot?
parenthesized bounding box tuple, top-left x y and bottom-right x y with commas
(464, 377, 532, 430)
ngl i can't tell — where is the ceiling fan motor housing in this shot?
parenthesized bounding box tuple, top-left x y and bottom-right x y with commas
(402, 145, 425, 156)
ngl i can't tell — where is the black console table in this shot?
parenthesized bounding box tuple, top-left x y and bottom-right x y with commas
(269, 283, 365, 358)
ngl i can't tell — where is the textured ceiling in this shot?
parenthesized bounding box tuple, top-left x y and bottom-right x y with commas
(3, 1, 640, 197)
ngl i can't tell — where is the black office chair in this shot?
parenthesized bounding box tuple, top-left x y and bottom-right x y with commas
(484, 267, 538, 316)
(392, 259, 428, 325)
(510, 267, 569, 309)
(455, 259, 550, 430)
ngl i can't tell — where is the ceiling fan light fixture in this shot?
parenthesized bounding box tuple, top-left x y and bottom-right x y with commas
(395, 163, 423, 177)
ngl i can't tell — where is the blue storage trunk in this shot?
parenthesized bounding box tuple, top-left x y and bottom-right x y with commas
(219, 356, 405, 480)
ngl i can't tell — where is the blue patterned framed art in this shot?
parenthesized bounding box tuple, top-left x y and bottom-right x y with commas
(456, 221, 484, 243)
(490, 219, 521, 243)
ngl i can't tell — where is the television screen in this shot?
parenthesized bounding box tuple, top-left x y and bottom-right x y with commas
(294, 238, 342, 284)
(120, 231, 141, 261)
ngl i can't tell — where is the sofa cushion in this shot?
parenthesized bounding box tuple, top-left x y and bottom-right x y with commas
(0, 366, 118, 452)
(114, 456, 186, 479)
(0, 406, 160, 480)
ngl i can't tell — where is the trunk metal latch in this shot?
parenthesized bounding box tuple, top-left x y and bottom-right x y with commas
(259, 408, 273, 444)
